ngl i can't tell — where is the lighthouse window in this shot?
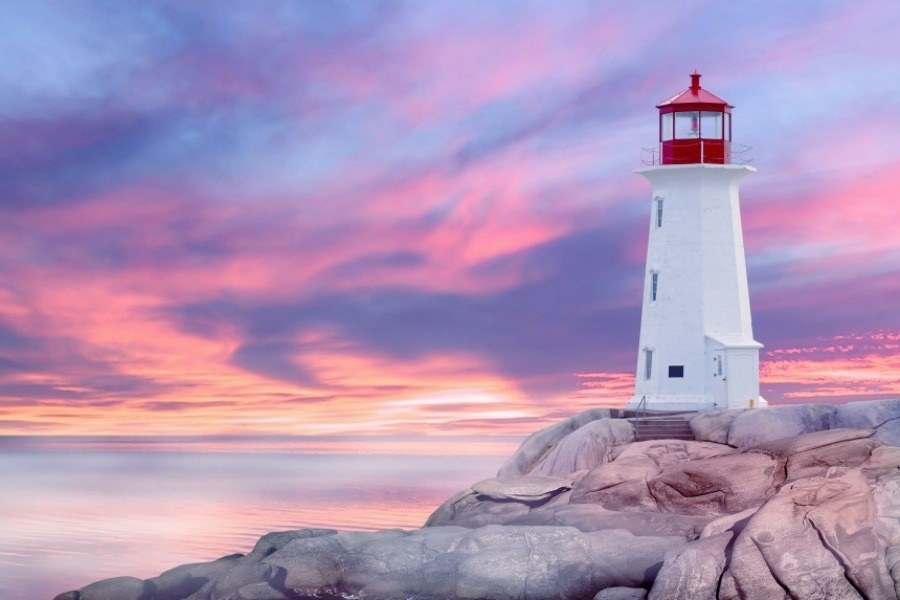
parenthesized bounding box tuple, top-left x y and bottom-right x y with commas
(660, 113, 673, 141)
(725, 113, 732, 141)
(668, 365, 684, 378)
(644, 350, 653, 380)
(700, 111, 723, 139)
(650, 272, 659, 301)
(655, 197, 664, 228)
(674, 111, 700, 139)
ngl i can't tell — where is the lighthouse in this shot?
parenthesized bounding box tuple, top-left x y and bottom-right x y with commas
(628, 73, 765, 412)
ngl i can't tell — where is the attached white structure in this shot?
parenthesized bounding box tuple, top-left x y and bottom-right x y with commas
(628, 74, 764, 411)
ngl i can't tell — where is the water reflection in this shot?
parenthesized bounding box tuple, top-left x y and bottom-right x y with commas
(0, 436, 515, 599)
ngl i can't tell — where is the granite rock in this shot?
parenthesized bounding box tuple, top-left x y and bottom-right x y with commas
(727, 403, 836, 447)
(690, 409, 747, 444)
(835, 398, 900, 445)
(594, 587, 647, 600)
(75, 577, 149, 600)
(507, 503, 713, 539)
(471, 475, 572, 502)
(527, 418, 634, 477)
(647, 532, 733, 600)
(722, 469, 896, 600)
(497, 408, 614, 477)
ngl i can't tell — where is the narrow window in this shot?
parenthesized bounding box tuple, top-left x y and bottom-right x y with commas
(655, 197, 664, 228)
(668, 365, 684, 378)
(650, 272, 659, 301)
(661, 113, 673, 141)
(717, 358, 723, 376)
(644, 350, 653, 380)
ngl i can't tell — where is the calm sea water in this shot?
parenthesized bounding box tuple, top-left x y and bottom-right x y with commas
(0, 436, 518, 600)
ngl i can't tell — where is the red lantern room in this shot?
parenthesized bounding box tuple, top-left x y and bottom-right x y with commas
(657, 72, 732, 165)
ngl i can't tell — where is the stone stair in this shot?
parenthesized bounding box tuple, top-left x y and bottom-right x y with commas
(629, 413, 696, 442)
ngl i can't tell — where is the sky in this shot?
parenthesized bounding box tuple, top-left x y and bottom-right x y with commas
(0, 1, 898, 437)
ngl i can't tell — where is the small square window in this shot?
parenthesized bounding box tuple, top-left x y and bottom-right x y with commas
(668, 365, 684, 378)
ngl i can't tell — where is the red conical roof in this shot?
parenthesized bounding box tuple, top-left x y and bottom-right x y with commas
(656, 72, 732, 110)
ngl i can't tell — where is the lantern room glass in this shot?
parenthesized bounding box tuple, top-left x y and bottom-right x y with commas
(700, 111, 723, 139)
(674, 111, 700, 139)
(660, 113, 673, 141)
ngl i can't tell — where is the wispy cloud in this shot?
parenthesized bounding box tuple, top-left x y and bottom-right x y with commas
(1, 1, 898, 435)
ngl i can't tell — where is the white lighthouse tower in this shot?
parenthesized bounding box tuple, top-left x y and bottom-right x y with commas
(628, 73, 764, 412)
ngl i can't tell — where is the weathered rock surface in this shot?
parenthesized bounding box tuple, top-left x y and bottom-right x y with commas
(594, 587, 648, 600)
(690, 409, 747, 444)
(471, 475, 572, 501)
(836, 399, 900, 445)
(527, 418, 633, 477)
(60, 399, 900, 600)
(507, 503, 713, 539)
(649, 452, 779, 516)
(497, 408, 614, 477)
(722, 469, 897, 600)
(647, 532, 733, 600)
(728, 403, 837, 447)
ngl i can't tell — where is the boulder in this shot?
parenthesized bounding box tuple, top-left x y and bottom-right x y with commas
(871, 460, 900, 598)
(594, 587, 647, 600)
(263, 525, 684, 599)
(722, 469, 896, 600)
(425, 488, 537, 528)
(527, 418, 633, 477)
(835, 398, 900, 445)
(745, 427, 880, 482)
(690, 409, 747, 444)
(647, 532, 733, 600)
(184, 562, 288, 600)
(509, 503, 713, 539)
(648, 452, 780, 516)
(569, 457, 661, 512)
(471, 476, 572, 502)
(699, 507, 756, 539)
(727, 403, 836, 447)
(611, 439, 734, 468)
(498, 408, 614, 477)
(146, 554, 244, 600)
(246, 528, 337, 560)
(75, 577, 150, 600)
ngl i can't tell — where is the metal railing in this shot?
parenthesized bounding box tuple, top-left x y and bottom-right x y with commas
(633, 395, 647, 437)
(640, 142, 753, 166)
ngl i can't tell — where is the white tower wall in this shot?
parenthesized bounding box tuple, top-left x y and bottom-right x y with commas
(629, 164, 763, 411)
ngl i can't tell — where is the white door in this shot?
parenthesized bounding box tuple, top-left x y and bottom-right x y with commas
(712, 351, 727, 407)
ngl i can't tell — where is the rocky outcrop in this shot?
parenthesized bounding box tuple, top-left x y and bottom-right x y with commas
(690, 409, 747, 444)
(526, 418, 633, 477)
(689, 399, 900, 449)
(727, 403, 837, 447)
(59, 399, 900, 600)
(721, 469, 896, 600)
(648, 532, 733, 600)
(62, 526, 683, 600)
(836, 399, 900, 446)
(497, 408, 615, 477)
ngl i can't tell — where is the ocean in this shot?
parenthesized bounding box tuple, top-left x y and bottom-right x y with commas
(0, 435, 519, 599)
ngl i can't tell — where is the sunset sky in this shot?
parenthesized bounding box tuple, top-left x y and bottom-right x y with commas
(1, 1, 898, 436)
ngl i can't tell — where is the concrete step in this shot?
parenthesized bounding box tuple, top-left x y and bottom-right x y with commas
(636, 427, 693, 434)
(631, 415, 695, 441)
(634, 434, 696, 442)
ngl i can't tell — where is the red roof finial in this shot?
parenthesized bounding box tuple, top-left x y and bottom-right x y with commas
(690, 71, 702, 92)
